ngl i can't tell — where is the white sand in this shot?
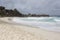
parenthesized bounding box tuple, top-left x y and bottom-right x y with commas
(0, 17, 60, 40)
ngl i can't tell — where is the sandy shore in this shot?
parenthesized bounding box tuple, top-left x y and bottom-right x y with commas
(0, 17, 60, 40)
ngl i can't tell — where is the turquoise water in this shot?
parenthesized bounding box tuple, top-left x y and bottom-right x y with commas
(11, 17, 60, 32)
(19, 17, 60, 22)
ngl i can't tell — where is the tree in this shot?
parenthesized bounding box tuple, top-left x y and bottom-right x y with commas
(13, 9, 23, 17)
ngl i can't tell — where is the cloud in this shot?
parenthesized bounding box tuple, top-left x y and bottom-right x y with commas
(0, 0, 60, 15)
(0, 0, 14, 9)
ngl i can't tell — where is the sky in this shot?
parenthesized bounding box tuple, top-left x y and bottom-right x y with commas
(0, 0, 60, 15)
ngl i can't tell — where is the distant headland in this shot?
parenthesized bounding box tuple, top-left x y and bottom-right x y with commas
(0, 6, 49, 17)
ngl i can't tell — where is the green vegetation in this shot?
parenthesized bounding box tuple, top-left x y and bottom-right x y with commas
(0, 6, 49, 17)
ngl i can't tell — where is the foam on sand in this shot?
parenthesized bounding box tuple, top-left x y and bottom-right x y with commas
(0, 17, 60, 40)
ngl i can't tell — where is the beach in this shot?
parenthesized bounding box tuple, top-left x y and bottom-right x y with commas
(0, 17, 60, 40)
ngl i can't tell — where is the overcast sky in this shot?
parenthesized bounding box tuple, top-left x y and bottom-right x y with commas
(0, 0, 60, 15)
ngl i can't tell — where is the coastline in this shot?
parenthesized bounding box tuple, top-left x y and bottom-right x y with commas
(0, 17, 41, 40)
(0, 17, 60, 40)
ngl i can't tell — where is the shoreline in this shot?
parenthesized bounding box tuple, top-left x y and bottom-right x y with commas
(0, 17, 60, 32)
(0, 17, 60, 40)
(0, 17, 41, 40)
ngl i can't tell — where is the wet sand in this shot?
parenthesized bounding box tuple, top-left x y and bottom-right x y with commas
(0, 17, 60, 40)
